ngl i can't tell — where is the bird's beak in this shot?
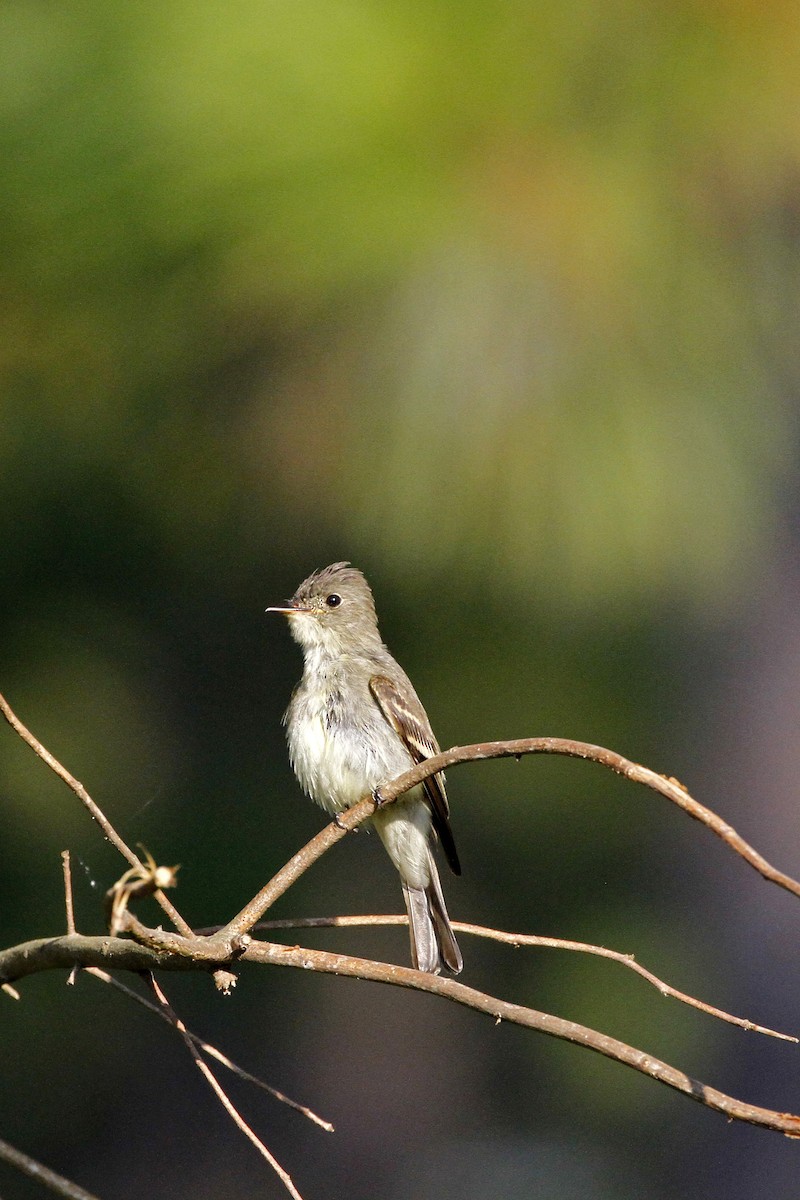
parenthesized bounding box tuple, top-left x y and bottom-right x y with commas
(265, 603, 311, 616)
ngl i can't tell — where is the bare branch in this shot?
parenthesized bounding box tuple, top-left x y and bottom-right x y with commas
(214, 818, 355, 946)
(385, 738, 800, 902)
(146, 975, 306, 1200)
(451, 922, 797, 1042)
(0, 1136, 101, 1200)
(4, 926, 799, 1138)
(240, 936, 800, 1137)
(214, 736, 800, 946)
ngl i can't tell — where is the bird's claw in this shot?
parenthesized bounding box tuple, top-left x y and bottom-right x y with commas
(372, 786, 386, 809)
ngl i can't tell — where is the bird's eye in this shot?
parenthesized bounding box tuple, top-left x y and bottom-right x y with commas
(325, 593, 342, 608)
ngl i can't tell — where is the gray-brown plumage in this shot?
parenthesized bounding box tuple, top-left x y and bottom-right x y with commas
(267, 562, 462, 974)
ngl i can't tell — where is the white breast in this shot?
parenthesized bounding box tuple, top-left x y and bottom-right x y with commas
(286, 679, 413, 815)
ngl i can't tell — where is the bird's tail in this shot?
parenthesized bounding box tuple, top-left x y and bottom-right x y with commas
(402, 857, 463, 976)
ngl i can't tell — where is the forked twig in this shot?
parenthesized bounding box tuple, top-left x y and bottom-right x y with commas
(146, 975, 306, 1200)
(83, 966, 332, 1129)
(60, 844, 329, 1131)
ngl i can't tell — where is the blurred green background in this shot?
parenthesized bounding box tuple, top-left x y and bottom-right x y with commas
(3, 2, 800, 1196)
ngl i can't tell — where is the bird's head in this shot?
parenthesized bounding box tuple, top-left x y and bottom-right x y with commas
(267, 562, 382, 653)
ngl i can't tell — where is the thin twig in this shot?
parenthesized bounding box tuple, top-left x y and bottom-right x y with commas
(82, 967, 333, 1129)
(61, 851, 76, 936)
(0, 1136, 101, 1200)
(0, 691, 193, 939)
(455, 923, 797, 1042)
(62, 849, 78, 985)
(392, 738, 800, 903)
(146, 975, 306, 1200)
(236, 915, 796, 1043)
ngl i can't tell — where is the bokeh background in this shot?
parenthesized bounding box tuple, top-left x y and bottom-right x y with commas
(3, 3, 800, 1197)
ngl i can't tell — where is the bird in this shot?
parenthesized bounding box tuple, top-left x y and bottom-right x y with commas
(267, 562, 462, 974)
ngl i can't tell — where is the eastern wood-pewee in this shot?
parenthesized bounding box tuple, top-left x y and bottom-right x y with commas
(267, 562, 462, 975)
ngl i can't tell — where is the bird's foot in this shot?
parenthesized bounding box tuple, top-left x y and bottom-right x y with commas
(371, 786, 387, 809)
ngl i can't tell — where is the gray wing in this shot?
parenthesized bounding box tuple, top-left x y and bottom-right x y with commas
(369, 674, 461, 876)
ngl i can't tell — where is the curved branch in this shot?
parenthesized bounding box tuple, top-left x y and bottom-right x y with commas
(386, 738, 800, 901)
(242, 938, 800, 1137)
(4, 692, 797, 945)
(215, 737, 800, 945)
(2, 927, 799, 1138)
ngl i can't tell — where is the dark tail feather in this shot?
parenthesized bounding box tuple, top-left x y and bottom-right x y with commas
(402, 859, 463, 976)
(426, 856, 463, 974)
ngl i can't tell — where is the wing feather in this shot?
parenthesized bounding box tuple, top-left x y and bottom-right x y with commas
(369, 674, 461, 875)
